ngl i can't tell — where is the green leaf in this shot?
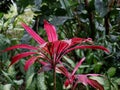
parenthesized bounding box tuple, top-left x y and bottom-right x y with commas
(3, 84, 12, 90)
(13, 79, 23, 85)
(90, 76, 104, 85)
(51, 16, 71, 25)
(63, 56, 75, 68)
(115, 78, 120, 85)
(0, 13, 3, 18)
(94, 62, 103, 73)
(0, 84, 3, 90)
(1, 70, 12, 83)
(107, 67, 116, 77)
(94, 0, 109, 17)
(37, 73, 47, 90)
(26, 73, 35, 89)
(8, 66, 16, 78)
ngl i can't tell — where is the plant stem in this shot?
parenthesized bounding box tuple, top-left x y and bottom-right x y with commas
(84, 0, 95, 40)
(53, 66, 56, 90)
(104, 12, 110, 35)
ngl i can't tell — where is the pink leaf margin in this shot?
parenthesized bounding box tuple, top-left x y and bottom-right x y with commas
(44, 20, 58, 42)
(9, 52, 36, 66)
(72, 57, 85, 75)
(21, 23, 45, 44)
(24, 56, 38, 71)
(2, 44, 37, 52)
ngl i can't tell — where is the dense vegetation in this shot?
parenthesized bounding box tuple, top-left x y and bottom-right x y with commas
(0, 0, 120, 90)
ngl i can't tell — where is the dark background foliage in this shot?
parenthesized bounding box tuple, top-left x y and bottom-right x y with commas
(0, 0, 120, 90)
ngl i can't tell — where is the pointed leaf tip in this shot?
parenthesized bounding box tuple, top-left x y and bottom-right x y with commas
(9, 52, 36, 66)
(72, 57, 85, 75)
(2, 44, 37, 52)
(21, 23, 45, 44)
(24, 57, 38, 71)
(43, 20, 48, 24)
(44, 20, 58, 42)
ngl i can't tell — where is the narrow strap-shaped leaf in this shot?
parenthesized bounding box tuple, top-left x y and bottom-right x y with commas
(9, 52, 36, 66)
(72, 57, 85, 75)
(56, 64, 70, 78)
(2, 44, 37, 52)
(24, 56, 38, 71)
(44, 20, 58, 42)
(56, 40, 71, 55)
(88, 79, 104, 90)
(21, 23, 45, 44)
(65, 45, 110, 54)
(38, 60, 48, 65)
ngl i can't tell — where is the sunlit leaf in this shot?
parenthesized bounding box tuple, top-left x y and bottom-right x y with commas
(3, 84, 11, 90)
(13, 79, 23, 85)
(37, 73, 47, 90)
(26, 73, 35, 89)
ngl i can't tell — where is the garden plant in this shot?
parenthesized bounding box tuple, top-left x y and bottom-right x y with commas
(0, 0, 120, 90)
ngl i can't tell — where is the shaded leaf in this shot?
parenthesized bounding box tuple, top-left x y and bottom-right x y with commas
(26, 73, 35, 89)
(107, 67, 116, 77)
(94, 0, 109, 17)
(51, 16, 71, 25)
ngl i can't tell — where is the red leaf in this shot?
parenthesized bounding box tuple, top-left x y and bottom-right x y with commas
(88, 79, 104, 90)
(76, 75, 89, 85)
(2, 44, 37, 52)
(44, 20, 58, 42)
(21, 23, 45, 44)
(10, 52, 36, 66)
(38, 60, 48, 65)
(56, 40, 71, 55)
(64, 79, 71, 88)
(71, 38, 85, 45)
(65, 45, 110, 54)
(24, 56, 38, 71)
(70, 38, 93, 46)
(72, 57, 85, 75)
(56, 64, 70, 78)
(76, 74, 104, 90)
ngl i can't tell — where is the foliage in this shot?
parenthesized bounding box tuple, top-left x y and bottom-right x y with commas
(0, 0, 120, 90)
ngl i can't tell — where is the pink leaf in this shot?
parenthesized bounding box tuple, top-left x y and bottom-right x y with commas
(21, 23, 45, 44)
(10, 52, 36, 66)
(71, 38, 86, 45)
(70, 38, 93, 46)
(44, 20, 58, 42)
(38, 64, 52, 73)
(65, 45, 110, 54)
(38, 60, 48, 65)
(76, 74, 104, 90)
(24, 56, 38, 71)
(56, 64, 70, 78)
(72, 57, 85, 75)
(88, 79, 104, 90)
(76, 75, 89, 85)
(2, 44, 37, 52)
